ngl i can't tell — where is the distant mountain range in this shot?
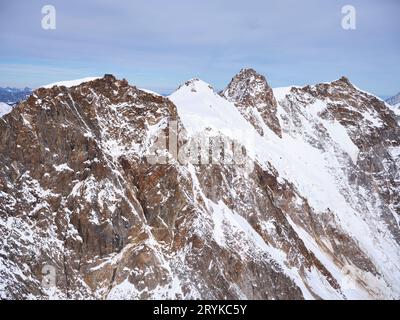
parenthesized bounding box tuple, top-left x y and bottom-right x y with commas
(386, 92, 400, 107)
(0, 87, 32, 105)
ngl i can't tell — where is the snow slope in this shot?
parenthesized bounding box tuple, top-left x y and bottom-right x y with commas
(0, 102, 12, 117)
(169, 78, 400, 299)
(388, 103, 400, 117)
(272, 86, 298, 102)
(169, 79, 256, 146)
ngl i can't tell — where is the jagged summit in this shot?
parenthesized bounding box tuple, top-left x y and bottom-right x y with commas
(330, 76, 355, 89)
(223, 68, 271, 101)
(236, 67, 264, 78)
(338, 75, 351, 84)
(222, 68, 281, 137)
(236, 67, 264, 77)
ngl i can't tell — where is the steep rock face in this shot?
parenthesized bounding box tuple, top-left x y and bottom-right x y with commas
(0, 71, 399, 300)
(0, 75, 302, 299)
(279, 78, 400, 244)
(222, 68, 282, 137)
(171, 77, 400, 299)
(0, 75, 181, 298)
(272, 78, 400, 297)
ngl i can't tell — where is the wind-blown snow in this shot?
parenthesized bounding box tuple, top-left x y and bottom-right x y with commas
(139, 88, 161, 96)
(41, 77, 100, 89)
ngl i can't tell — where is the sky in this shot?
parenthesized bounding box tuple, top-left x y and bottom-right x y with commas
(0, 0, 399, 97)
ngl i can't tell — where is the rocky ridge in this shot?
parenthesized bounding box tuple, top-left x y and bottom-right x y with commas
(0, 71, 399, 299)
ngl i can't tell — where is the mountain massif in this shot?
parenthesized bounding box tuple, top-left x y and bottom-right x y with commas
(0, 70, 399, 299)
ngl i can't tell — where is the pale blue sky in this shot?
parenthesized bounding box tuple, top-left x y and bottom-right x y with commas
(0, 0, 399, 97)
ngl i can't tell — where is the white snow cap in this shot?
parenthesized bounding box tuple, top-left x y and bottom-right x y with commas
(41, 77, 100, 89)
(139, 88, 161, 96)
(175, 78, 214, 92)
(169, 78, 255, 138)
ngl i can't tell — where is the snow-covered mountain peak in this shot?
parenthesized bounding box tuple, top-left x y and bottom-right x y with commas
(222, 69, 281, 137)
(169, 78, 253, 137)
(273, 77, 354, 103)
(174, 78, 215, 95)
(334, 76, 353, 87)
(235, 67, 264, 80)
(236, 67, 264, 78)
(223, 68, 272, 102)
